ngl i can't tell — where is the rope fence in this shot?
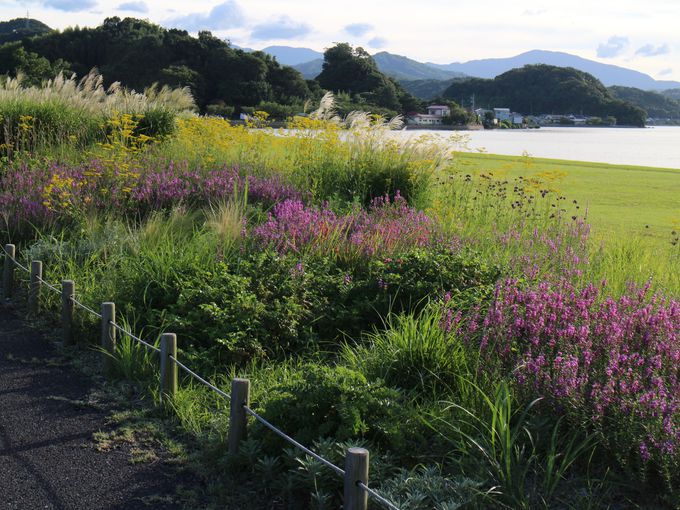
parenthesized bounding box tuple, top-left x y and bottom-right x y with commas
(110, 321, 160, 353)
(2, 243, 400, 510)
(243, 404, 346, 477)
(169, 354, 231, 400)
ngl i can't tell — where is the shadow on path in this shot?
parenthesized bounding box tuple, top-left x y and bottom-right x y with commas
(0, 304, 189, 510)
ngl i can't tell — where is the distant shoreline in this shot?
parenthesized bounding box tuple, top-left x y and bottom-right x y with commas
(403, 124, 484, 131)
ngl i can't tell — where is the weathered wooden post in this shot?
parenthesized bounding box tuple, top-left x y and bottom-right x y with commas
(344, 447, 370, 510)
(228, 378, 250, 454)
(160, 333, 178, 402)
(100, 302, 116, 375)
(2, 244, 16, 299)
(28, 260, 42, 315)
(61, 280, 75, 345)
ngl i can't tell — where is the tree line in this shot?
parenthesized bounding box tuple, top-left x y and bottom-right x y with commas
(443, 64, 647, 126)
(0, 18, 425, 119)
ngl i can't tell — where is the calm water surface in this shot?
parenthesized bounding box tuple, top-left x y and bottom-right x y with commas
(398, 126, 680, 169)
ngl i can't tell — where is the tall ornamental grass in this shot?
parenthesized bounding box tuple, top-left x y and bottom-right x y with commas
(159, 93, 450, 206)
(0, 71, 194, 158)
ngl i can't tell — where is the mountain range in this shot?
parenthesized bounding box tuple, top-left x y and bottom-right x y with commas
(426, 50, 680, 91)
(258, 46, 680, 92)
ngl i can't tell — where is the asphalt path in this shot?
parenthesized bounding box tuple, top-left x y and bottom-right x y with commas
(0, 304, 187, 510)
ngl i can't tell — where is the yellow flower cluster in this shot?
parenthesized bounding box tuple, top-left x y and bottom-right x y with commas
(42, 172, 79, 210)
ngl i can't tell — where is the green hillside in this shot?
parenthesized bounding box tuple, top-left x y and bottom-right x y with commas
(400, 78, 457, 99)
(609, 86, 680, 119)
(443, 64, 646, 126)
(0, 17, 312, 111)
(662, 88, 680, 101)
(372, 52, 464, 81)
(0, 18, 51, 45)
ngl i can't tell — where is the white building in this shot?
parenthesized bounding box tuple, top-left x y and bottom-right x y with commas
(494, 108, 512, 122)
(426, 105, 451, 117)
(407, 104, 452, 126)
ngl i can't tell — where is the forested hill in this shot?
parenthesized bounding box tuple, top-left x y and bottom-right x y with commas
(0, 17, 312, 111)
(608, 86, 680, 119)
(0, 18, 422, 117)
(444, 64, 647, 126)
(0, 18, 51, 45)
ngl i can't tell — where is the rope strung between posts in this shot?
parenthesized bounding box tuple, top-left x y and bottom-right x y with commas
(169, 354, 231, 400)
(70, 296, 102, 319)
(243, 404, 346, 477)
(35, 274, 61, 295)
(2, 246, 30, 273)
(357, 481, 401, 510)
(109, 321, 161, 353)
(3, 244, 402, 510)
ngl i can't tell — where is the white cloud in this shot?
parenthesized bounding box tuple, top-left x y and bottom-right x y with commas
(43, 0, 97, 11)
(367, 37, 387, 49)
(250, 16, 310, 40)
(596, 36, 629, 58)
(166, 1, 244, 32)
(118, 1, 148, 13)
(635, 43, 670, 57)
(344, 23, 372, 37)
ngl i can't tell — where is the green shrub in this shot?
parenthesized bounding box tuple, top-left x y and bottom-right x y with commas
(205, 103, 235, 118)
(257, 101, 298, 120)
(342, 307, 471, 393)
(154, 248, 500, 365)
(254, 363, 402, 447)
(135, 107, 177, 138)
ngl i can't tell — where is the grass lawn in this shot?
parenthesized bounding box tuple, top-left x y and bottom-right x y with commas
(453, 152, 680, 246)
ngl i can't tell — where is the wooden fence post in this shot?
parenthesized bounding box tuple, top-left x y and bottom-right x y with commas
(100, 302, 116, 375)
(2, 244, 15, 299)
(228, 378, 250, 454)
(29, 260, 42, 315)
(61, 280, 75, 345)
(344, 447, 370, 510)
(160, 333, 178, 402)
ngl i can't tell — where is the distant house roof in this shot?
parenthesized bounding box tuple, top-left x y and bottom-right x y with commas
(428, 105, 450, 109)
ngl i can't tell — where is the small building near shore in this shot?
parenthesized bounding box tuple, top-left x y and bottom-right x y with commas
(427, 105, 451, 117)
(407, 104, 452, 125)
(494, 108, 512, 122)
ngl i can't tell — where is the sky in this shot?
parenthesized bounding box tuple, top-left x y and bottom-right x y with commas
(2, 0, 679, 81)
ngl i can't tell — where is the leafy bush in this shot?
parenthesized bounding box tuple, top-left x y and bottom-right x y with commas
(342, 307, 472, 393)
(254, 363, 402, 447)
(157, 248, 499, 365)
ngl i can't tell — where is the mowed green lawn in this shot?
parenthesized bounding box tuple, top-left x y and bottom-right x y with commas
(453, 152, 680, 245)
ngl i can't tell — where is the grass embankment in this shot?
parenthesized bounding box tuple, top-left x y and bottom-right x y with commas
(1, 83, 679, 509)
(456, 152, 680, 240)
(453, 152, 680, 295)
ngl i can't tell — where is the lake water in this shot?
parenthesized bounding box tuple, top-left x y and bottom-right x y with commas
(398, 126, 680, 169)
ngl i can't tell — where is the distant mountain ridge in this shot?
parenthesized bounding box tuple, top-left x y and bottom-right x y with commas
(290, 51, 467, 81)
(272, 46, 680, 91)
(261, 46, 323, 66)
(371, 52, 466, 81)
(443, 64, 647, 126)
(427, 50, 680, 91)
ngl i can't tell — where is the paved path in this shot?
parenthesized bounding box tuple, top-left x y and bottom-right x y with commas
(0, 304, 187, 510)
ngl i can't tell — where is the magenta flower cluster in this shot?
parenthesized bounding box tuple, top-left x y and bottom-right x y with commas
(455, 279, 680, 465)
(252, 192, 435, 257)
(0, 160, 304, 228)
(495, 218, 591, 281)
